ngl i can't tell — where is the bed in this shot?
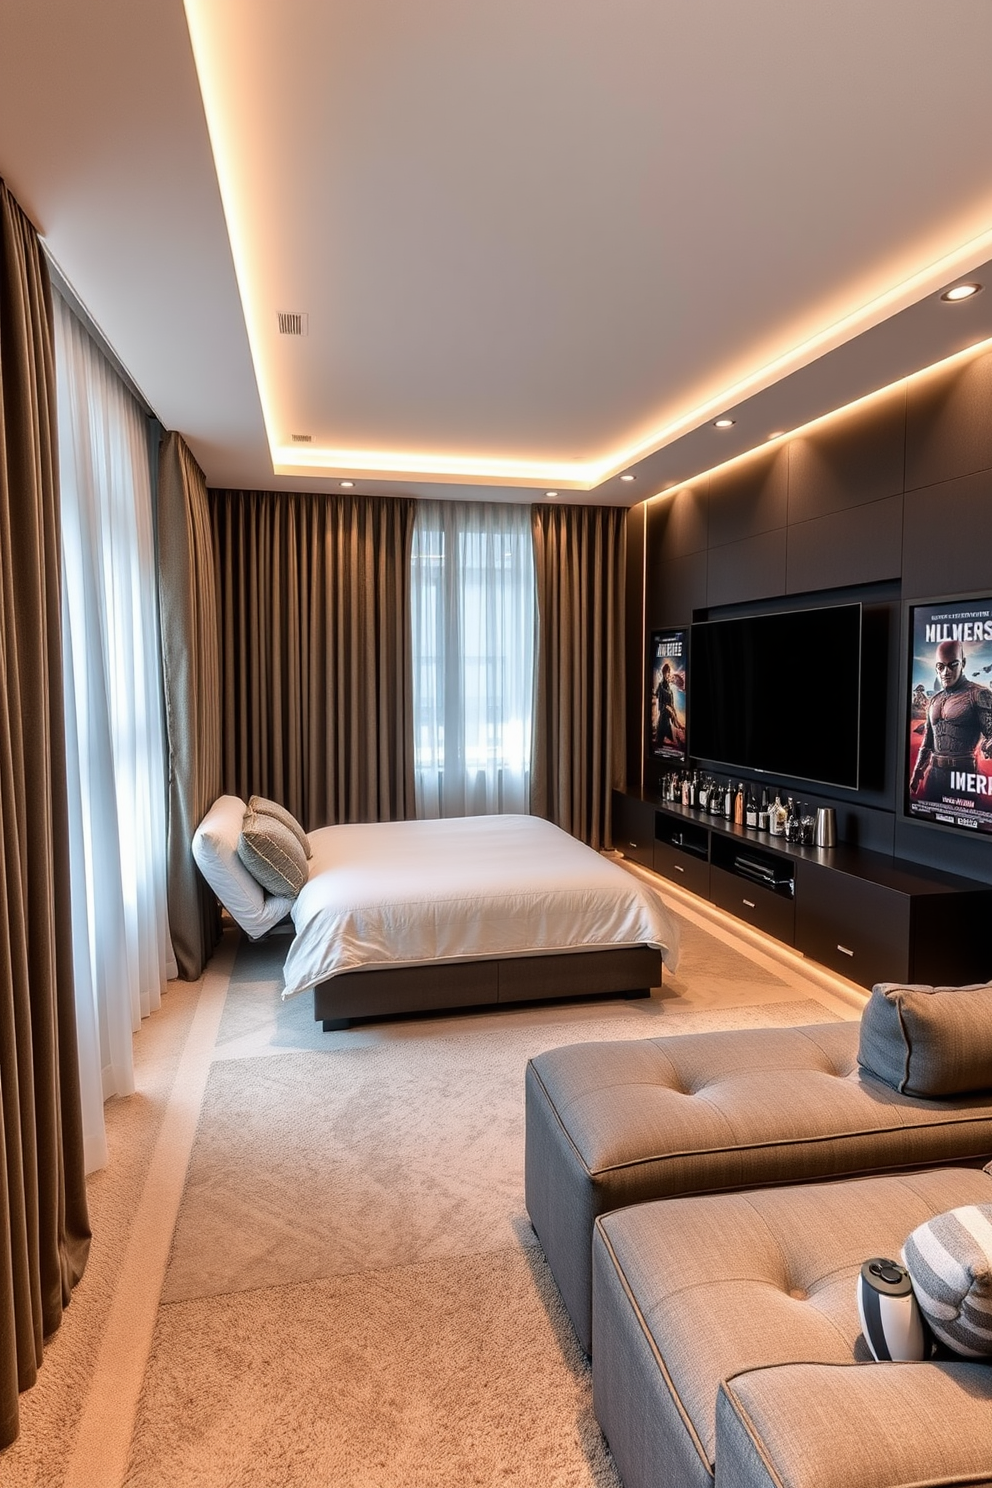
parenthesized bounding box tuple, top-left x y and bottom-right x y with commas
(194, 800, 680, 1029)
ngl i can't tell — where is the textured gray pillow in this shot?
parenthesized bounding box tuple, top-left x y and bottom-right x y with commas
(857, 981, 992, 1097)
(238, 809, 309, 898)
(248, 794, 312, 859)
(903, 1204, 992, 1356)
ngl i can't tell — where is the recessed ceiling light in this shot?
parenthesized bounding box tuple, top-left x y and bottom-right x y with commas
(620, 473, 636, 482)
(941, 282, 983, 302)
(766, 431, 785, 441)
(713, 417, 736, 429)
(339, 480, 355, 488)
(545, 491, 559, 498)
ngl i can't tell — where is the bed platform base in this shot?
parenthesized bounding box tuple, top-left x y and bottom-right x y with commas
(314, 944, 661, 1030)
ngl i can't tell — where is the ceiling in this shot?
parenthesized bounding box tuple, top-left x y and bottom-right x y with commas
(1, 0, 991, 505)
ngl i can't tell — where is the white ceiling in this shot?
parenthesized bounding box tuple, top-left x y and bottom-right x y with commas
(1, 0, 991, 504)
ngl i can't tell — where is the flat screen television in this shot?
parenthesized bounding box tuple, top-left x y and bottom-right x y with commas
(688, 602, 862, 789)
(906, 596, 992, 835)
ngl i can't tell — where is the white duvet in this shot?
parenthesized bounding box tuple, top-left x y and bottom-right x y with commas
(282, 813, 680, 999)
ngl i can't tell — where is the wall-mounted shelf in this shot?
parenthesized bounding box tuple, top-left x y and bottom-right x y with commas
(613, 791, 992, 990)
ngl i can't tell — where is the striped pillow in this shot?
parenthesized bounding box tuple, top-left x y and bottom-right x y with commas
(903, 1205, 992, 1357)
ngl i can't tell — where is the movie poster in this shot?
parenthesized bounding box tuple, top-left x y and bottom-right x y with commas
(907, 599, 992, 834)
(649, 630, 687, 760)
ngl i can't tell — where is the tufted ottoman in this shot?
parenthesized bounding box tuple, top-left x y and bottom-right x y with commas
(592, 1166, 992, 1488)
(525, 1022, 992, 1352)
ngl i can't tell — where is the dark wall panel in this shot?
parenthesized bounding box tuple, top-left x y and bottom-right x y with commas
(905, 347, 992, 492)
(656, 482, 708, 557)
(647, 551, 707, 627)
(901, 468, 992, 600)
(708, 446, 788, 546)
(707, 529, 788, 607)
(787, 495, 903, 594)
(786, 385, 906, 522)
(624, 506, 646, 792)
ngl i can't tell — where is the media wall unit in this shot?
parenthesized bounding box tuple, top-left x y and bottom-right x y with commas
(613, 789, 992, 990)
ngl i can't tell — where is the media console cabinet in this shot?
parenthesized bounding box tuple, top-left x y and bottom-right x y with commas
(613, 790, 992, 990)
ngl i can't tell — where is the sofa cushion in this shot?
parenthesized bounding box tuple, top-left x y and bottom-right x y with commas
(591, 1167, 992, 1488)
(238, 808, 309, 898)
(248, 794, 312, 859)
(716, 1361, 992, 1488)
(903, 1203, 992, 1357)
(858, 980, 992, 1097)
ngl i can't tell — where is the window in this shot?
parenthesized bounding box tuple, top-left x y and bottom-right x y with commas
(411, 501, 535, 818)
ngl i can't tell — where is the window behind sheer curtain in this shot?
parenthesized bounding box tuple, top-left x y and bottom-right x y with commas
(55, 293, 172, 1172)
(411, 501, 535, 818)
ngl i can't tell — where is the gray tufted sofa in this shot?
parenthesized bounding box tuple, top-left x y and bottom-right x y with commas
(525, 1021, 992, 1354)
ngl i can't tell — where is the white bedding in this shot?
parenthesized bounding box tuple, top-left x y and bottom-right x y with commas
(282, 813, 679, 999)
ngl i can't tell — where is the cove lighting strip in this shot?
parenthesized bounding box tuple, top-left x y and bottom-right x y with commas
(648, 331, 992, 504)
(183, 1, 992, 488)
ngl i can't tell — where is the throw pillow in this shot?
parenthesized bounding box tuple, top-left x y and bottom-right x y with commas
(249, 794, 312, 859)
(192, 796, 295, 937)
(238, 809, 309, 898)
(857, 981, 992, 1097)
(903, 1204, 992, 1357)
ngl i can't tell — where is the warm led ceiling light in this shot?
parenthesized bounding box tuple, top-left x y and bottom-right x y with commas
(545, 491, 559, 498)
(620, 472, 636, 482)
(183, 1, 992, 489)
(713, 417, 736, 429)
(649, 331, 992, 504)
(339, 480, 354, 488)
(941, 282, 983, 302)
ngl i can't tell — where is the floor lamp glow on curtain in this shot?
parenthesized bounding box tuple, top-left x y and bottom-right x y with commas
(54, 293, 172, 1173)
(411, 500, 535, 818)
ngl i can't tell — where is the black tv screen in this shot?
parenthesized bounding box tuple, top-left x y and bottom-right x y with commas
(689, 603, 862, 788)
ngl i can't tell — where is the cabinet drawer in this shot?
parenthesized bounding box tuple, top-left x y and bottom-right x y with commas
(653, 841, 710, 898)
(612, 792, 655, 869)
(795, 862, 909, 987)
(710, 864, 795, 945)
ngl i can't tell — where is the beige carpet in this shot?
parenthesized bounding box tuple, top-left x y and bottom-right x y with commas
(4, 896, 857, 1488)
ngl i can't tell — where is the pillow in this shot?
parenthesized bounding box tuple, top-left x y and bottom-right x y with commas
(248, 794, 312, 860)
(903, 1204, 992, 1357)
(238, 808, 309, 898)
(857, 981, 992, 1097)
(192, 795, 294, 937)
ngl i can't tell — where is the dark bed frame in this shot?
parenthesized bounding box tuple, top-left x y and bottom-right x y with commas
(313, 944, 662, 1030)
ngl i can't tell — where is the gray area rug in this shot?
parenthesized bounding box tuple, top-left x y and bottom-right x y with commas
(127, 917, 842, 1487)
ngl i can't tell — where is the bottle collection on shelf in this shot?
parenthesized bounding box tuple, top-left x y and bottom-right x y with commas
(659, 770, 817, 845)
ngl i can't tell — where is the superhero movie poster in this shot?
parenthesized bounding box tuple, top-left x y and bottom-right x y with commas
(907, 599, 992, 834)
(649, 630, 687, 760)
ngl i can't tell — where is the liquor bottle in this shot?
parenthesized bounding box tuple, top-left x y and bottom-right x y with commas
(785, 797, 800, 843)
(733, 782, 744, 825)
(681, 772, 690, 806)
(688, 771, 698, 809)
(745, 785, 758, 829)
(723, 779, 733, 818)
(769, 792, 786, 836)
(698, 776, 709, 811)
(801, 802, 815, 845)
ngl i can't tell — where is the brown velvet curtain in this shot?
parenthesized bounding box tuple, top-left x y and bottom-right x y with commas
(531, 503, 626, 850)
(210, 488, 416, 829)
(157, 431, 222, 980)
(0, 179, 90, 1449)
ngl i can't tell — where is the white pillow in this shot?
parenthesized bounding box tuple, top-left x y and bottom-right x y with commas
(192, 794, 294, 937)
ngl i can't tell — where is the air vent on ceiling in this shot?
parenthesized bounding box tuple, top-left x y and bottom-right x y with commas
(291, 433, 312, 443)
(277, 311, 309, 336)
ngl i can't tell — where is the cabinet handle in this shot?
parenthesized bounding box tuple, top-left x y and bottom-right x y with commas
(674, 863, 685, 873)
(837, 944, 854, 958)
(742, 898, 756, 909)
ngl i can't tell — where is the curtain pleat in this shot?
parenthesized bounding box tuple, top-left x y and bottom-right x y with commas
(210, 488, 416, 829)
(531, 503, 626, 850)
(0, 178, 90, 1449)
(157, 431, 222, 981)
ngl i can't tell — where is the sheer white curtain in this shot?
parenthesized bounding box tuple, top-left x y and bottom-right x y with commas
(411, 500, 536, 818)
(54, 294, 173, 1173)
